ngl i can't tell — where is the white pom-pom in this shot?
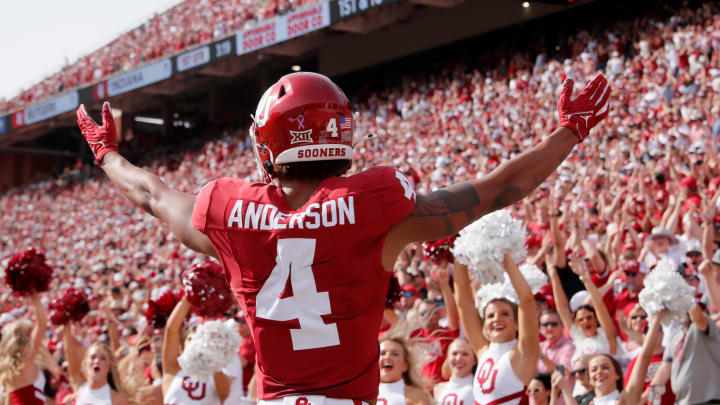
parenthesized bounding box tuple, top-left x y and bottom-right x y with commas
(475, 282, 518, 315)
(452, 210, 527, 283)
(639, 259, 696, 325)
(178, 319, 242, 379)
(518, 264, 548, 294)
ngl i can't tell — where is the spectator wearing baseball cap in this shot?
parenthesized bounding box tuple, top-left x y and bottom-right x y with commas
(679, 176, 702, 211)
(641, 226, 683, 269)
(399, 284, 422, 312)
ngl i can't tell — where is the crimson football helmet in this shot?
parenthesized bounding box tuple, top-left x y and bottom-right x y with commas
(250, 72, 354, 182)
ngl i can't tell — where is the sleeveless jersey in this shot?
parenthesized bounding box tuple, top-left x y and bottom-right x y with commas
(8, 369, 46, 405)
(192, 167, 416, 400)
(74, 383, 111, 405)
(473, 340, 528, 405)
(163, 371, 220, 405)
(377, 380, 406, 405)
(437, 375, 473, 405)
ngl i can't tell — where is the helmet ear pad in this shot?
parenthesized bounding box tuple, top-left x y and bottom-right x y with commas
(263, 160, 274, 176)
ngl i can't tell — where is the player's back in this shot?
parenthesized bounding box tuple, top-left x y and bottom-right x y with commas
(192, 166, 416, 400)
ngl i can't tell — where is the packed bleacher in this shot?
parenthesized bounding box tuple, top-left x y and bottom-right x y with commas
(2, 1, 720, 405)
(0, 0, 319, 114)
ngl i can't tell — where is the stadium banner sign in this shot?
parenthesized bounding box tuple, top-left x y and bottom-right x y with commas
(211, 36, 235, 61)
(176, 45, 211, 72)
(0, 115, 6, 135)
(286, 2, 330, 40)
(237, 2, 330, 55)
(236, 19, 282, 55)
(329, 0, 402, 22)
(10, 91, 80, 128)
(106, 59, 173, 97)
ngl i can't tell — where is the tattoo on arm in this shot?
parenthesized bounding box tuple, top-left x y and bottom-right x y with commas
(489, 176, 543, 211)
(411, 182, 481, 234)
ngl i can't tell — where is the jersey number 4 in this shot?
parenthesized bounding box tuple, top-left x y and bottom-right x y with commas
(255, 238, 340, 350)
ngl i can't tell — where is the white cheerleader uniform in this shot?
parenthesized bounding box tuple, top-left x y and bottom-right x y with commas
(437, 375, 473, 405)
(472, 340, 528, 405)
(592, 390, 619, 405)
(378, 380, 406, 405)
(164, 370, 220, 405)
(74, 383, 112, 405)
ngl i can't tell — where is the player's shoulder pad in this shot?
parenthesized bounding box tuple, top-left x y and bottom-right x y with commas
(352, 166, 416, 199)
(192, 177, 250, 232)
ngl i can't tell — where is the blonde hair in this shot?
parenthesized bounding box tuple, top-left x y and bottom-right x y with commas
(83, 342, 125, 395)
(379, 336, 425, 389)
(0, 320, 33, 388)
(117, 337, 152, 405)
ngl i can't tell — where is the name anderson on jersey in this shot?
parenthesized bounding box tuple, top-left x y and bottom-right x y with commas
(226, 196, 355, 230)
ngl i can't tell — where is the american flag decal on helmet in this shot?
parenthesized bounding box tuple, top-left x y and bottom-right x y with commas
(339, 116, 351, 129)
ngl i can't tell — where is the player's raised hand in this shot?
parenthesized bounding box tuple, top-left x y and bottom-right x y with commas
(76, 102, 118, 164)
(557, 74, 611, 142)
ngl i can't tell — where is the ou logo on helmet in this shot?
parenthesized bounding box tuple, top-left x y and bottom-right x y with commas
(254, 85, 275, 128)
(476, 358, 498, 394)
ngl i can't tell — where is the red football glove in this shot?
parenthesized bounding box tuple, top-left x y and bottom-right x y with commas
(76, 102, 118, 164)
(557, 74, 611, 142)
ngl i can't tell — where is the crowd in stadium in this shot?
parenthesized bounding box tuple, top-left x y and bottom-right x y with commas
(3, 1, 720, 405)
(0, 0, 319, 114)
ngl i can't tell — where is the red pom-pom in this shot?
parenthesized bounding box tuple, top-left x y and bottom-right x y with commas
(5, 248, 54, 296)
(145, 290, 183, 329)
(48, 287, 90, 326)
(421, 235, 457, 264)
(386, 275, 402, 309)
(182, 261, 234, 317)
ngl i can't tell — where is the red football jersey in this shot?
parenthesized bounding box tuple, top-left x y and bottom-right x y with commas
(192, 166, 416, 400)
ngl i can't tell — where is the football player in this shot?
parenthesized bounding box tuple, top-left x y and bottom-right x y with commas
(76, 71, 610, 405)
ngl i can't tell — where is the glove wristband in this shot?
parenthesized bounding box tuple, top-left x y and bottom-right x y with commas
(558, 121, 586, 143)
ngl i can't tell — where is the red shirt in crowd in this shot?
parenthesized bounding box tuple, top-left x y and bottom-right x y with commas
(192, 166, 416, 400)
(624, 353, 675, 405)
(410, 326, 459, 384)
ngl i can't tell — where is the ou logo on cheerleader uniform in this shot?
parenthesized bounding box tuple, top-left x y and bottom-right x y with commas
(181, 376, 207, 400)
(442, 393, 462, 405)
(477, 358, 498, 394)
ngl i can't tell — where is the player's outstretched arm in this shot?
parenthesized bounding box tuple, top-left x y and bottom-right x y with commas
(77, 103, 217, 258)
(383, 75, 610, 270)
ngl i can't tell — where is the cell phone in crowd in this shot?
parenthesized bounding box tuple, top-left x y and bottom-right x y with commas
(555, 365, 565, 375)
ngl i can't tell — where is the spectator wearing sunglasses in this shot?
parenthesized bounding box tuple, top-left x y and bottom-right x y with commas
(568, 356, 593, 404)
(622, 309, 675, 405)
(399, 285, 423, 313)
(537, 309, 575, 376)
(597, 259, 645, 343)
(527, 373, 551, 405)
(410, 266, 459, 389)
(618, 305, 648, 356)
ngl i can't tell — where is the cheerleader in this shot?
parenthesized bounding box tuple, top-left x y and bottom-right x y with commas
(454, 253, 540, 405)
(378, 337, 432, 405)
(0, 292, 49, 405)
(551, 313, 664, 405)
(162, 296, 230, 405)
(433, 338, 476, 405)
(62, 323, 129, 405)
